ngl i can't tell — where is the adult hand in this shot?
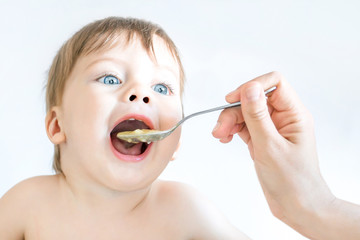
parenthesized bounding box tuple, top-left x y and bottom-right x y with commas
(212, 72, 360, 239)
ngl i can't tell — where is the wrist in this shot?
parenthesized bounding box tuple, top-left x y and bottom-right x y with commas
(281, 177, 336, 239)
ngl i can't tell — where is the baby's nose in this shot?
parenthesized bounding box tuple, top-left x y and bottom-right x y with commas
(129, 94, 150, 104)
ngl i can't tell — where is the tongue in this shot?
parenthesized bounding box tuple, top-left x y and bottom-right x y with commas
(112, 138, 143, 155)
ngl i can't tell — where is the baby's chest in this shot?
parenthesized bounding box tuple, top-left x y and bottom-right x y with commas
(25, 209, 190, 240)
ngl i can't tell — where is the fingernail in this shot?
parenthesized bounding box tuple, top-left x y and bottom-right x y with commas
(212, 122, 221, 133)
(245, 85, 261, 102)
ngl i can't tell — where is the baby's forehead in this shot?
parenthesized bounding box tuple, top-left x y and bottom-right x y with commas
(83, 34, 180, 76)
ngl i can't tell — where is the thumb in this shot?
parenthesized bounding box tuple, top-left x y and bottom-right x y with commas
(241, 82, 280, 147)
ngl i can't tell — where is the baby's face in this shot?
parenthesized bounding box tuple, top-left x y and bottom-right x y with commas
(59, 35, 182, 191)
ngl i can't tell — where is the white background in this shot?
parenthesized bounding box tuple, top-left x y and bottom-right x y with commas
(1, 0, 360, 239)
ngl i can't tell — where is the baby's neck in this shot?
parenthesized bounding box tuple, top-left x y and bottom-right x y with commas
(57, 173, 152, 217)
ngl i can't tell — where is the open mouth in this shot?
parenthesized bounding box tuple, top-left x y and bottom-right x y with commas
(110, 119, 151, 156)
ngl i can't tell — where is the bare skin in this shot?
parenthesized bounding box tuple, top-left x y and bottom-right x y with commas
(0, 175, 248, 240)
(213, 71, 360, 240)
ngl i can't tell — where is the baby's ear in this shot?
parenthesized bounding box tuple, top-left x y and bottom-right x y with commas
(171, 141, 181, 161)
(45, 106, 66, 144)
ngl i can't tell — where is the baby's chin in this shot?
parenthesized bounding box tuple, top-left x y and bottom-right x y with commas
(99, 161, 167, 193)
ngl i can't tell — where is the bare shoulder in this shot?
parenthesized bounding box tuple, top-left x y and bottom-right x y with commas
(0, 175, 60, 210)
(153, 180, 250, 240)
(0, 175, 60, 240)
(1, 175, 60, 200)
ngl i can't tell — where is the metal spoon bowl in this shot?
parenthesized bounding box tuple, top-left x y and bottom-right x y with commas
(117, 86, 276, 143)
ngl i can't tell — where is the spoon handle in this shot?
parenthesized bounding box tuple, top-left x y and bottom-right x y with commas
(178, 86, 276, 126)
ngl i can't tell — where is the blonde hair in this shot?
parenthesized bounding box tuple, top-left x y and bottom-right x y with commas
(46, 17, 185, 173)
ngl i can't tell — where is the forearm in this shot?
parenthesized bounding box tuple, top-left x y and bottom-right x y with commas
(263, 165, 360, 240)
(288, 196, 360, 240)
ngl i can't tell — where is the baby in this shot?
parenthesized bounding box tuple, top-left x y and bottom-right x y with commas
(0, 17, 249, 239)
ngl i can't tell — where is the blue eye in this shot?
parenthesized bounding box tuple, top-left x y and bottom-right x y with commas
(152, 84, 170, 95)
(99, 75, 121, 85)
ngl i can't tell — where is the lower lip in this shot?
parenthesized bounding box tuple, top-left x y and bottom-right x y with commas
(109, 138, 153, 162)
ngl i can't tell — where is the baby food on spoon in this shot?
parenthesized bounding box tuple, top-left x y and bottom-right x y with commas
(117, 129, 160, 143)
(111, 119, 155, 155)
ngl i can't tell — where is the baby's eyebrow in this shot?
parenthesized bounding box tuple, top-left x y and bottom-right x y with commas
(156, 65, 179, 79)
(84, 57, 127, 71)
(84, 56, 179, 81)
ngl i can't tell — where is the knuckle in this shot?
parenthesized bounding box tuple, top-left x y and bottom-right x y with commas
(247, 106, 268, 121)
(245, 98, 269, 121)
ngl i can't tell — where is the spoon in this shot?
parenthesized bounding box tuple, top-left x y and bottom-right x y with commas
(117, 86, 276, 143)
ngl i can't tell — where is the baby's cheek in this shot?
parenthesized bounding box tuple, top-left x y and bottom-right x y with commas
(162, 105, 182, 129)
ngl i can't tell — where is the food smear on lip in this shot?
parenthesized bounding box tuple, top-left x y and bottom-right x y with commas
(117, 129, 160, 143)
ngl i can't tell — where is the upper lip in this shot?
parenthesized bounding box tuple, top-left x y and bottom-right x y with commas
(111, 114, 155, 134)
